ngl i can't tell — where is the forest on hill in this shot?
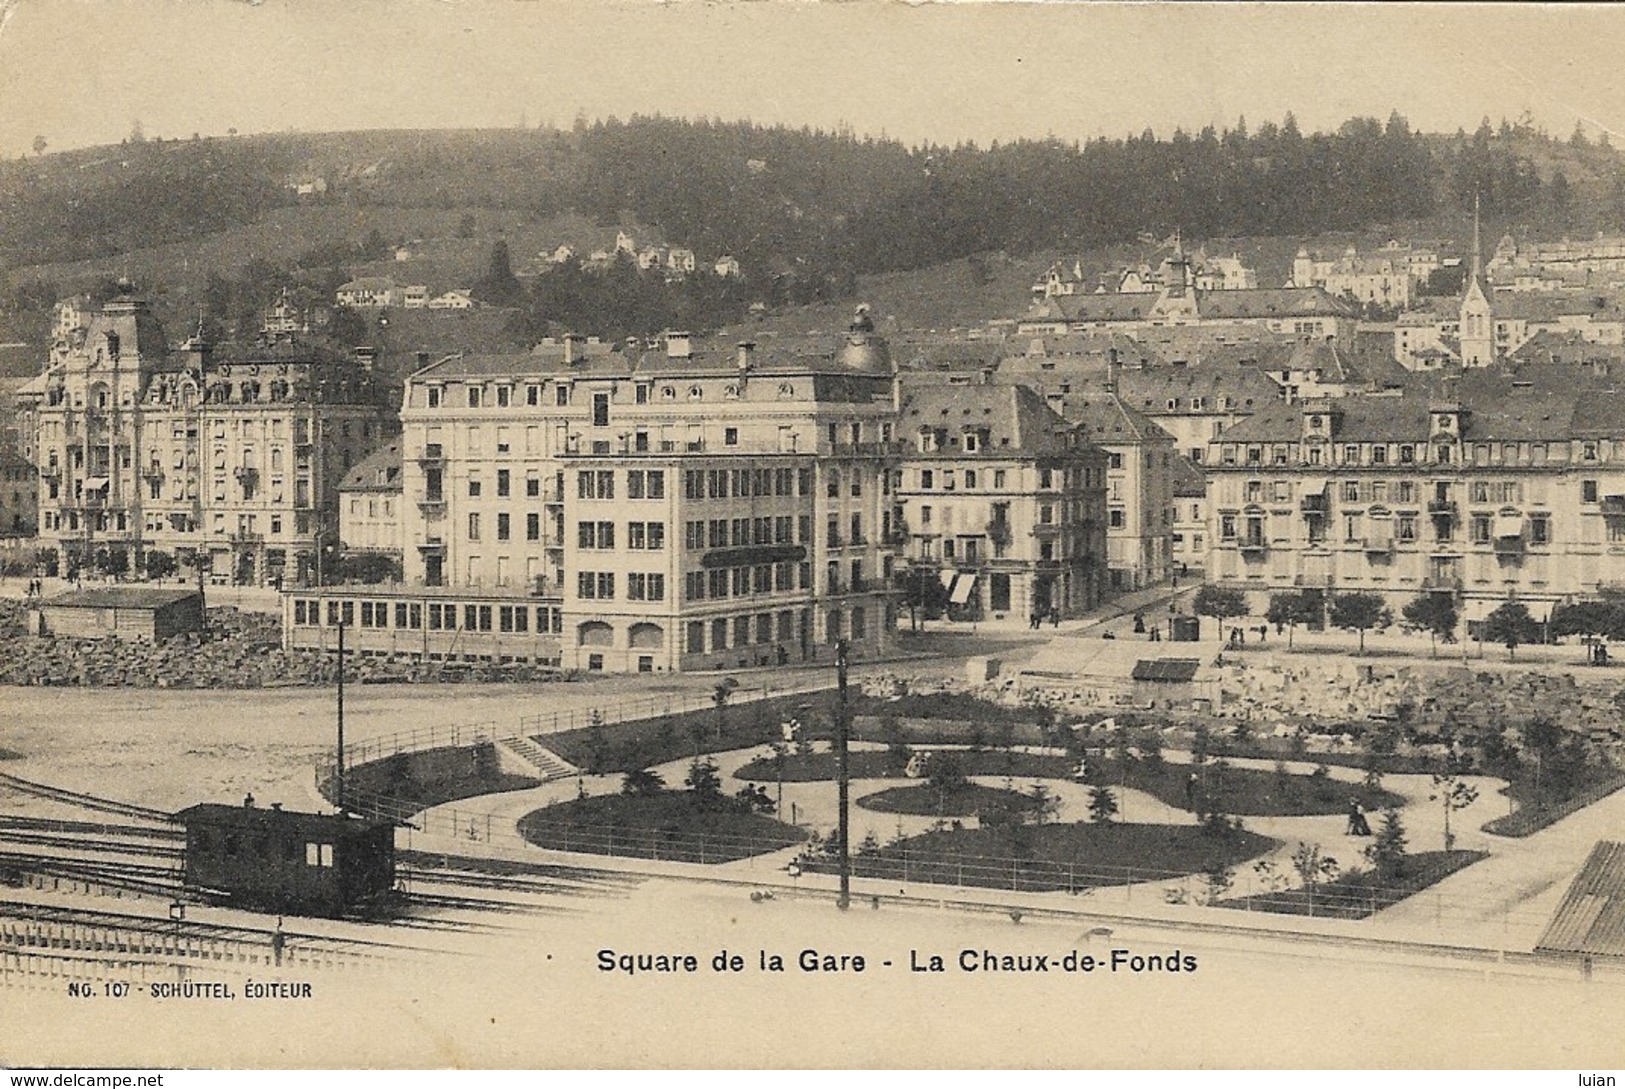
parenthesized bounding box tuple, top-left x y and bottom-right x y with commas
(3, 113, 1624, 342)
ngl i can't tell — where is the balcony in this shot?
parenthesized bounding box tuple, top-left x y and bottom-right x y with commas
(1423, 574, 1463, 591)
(416, 492, 447, 515)
(1293, 573, 1332, 588)
(1602, 495, 1625, 516)
(1493, 534, 1525, 554)
(234, 466, 258, 484)
(417, 446, 446, 466)
(1427, 499, 1457, 517)
(1299, 494, 1328, 514)
(231, 531, 264, 546)
(416, 539, 446, 554)
(1238, 537, 1268, 555)
(1363, 536, 1394, 555)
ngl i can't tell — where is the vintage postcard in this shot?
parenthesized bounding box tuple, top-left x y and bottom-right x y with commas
(1, 0, 1624, 1071)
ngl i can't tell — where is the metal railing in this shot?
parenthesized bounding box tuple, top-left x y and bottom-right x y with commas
(330, 676, 837, 770)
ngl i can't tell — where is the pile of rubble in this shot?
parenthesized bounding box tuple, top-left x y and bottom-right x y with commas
(1218, 656, 1625, 744)
(0, 602, 579, 689)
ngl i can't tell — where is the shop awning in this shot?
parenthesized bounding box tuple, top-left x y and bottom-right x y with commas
(950, 574, 977, 605)
(83, 477, 109, 491)
(1494, 514, 1525, 538)
(938, 568, 957, 589)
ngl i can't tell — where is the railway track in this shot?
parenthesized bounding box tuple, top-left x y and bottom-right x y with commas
(0, 774, 175, 825)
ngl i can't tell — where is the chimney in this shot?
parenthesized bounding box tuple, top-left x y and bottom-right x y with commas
(563, 334, 580, 366)
(415, 350, 430, 368)
(735, 341, 755, 371)
(667, 331, 692, 359)
(354, 345, 378, 371)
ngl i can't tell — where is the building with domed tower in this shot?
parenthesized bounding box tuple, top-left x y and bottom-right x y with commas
(283, 309, 904, 673)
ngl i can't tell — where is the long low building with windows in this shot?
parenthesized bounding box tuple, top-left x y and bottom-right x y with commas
(1203, 367, 1625, 623)
(283, 585, 564, 665)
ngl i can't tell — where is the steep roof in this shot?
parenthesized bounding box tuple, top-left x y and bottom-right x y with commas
(1195, 286, 1354, 320)
(1062, 391, 1177, 446)
(899, 382, 1083, 457)
(1117, 365, 1282, 414)
(340, 440, 402, 493)
(1170, 454, 1208, 498)
(1214, 372, 1625, 445)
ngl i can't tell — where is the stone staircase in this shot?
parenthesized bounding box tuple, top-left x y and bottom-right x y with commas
(498, 736, 579, 782)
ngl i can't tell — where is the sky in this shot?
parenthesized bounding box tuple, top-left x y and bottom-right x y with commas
(3, 1, 1625, 158)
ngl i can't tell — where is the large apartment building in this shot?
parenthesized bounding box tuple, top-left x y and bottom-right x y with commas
(19, 294, 386, 583)
(284, 314, 903, 673)
(892, 383, 1109, 624)
(1203, 370, 1625, 625)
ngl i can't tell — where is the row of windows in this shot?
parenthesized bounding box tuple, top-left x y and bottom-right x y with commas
(426, 382, 825, 411)
(1226, 478, 1625, 508)
(684, 609, 819, 654)
(1219, 512, 1556, 546)
(684, 516, 808, 550)
(573, 571, 667, 601)
(1221, 440, 1619, 469)
(191, 828, 332, 868)
(565, 470, 667, 500)
(291, 599, 565, 634)
(576, 520, 665, 550)
(683, 467, 812, 501)
(467, 512, 545, 542)
(684, 562, 811, 601)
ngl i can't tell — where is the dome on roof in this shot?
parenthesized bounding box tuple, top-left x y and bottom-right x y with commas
(835, 305, 893, 373)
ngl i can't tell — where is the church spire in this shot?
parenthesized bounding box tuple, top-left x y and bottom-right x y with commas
(1471, 190, 1482, 283)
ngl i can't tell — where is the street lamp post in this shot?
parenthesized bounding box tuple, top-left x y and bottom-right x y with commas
(835, 638, 851, 911)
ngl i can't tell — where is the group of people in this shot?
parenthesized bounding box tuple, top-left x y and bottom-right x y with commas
(1346, 799, 1372, 836)
(1028, 607, 1060, 630)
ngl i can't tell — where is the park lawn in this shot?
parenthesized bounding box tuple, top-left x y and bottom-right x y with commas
(542, 691, 841, 774)
(737, 751, 1401, 817)
(331, 743, 541, 817)
(857, 782, 1044, 818)
(1215, 850, 1487, 919)
(1123, 759, 1403, 817)
(735, 749, 1070, 784)
(517, 791, 807, 863)
(1483, 771, 1625, 838)
(807, 822, 1279, 893)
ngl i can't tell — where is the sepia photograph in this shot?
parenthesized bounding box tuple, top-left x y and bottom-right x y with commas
(1, 0, 1624, 1072)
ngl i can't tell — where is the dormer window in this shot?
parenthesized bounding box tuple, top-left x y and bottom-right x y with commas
(105, 333, 120, 360)
(688, 385, 703, 401)
(1308, 415, 1323, 430)
(1584, 441, 1599, 461)
(1436, 414, 1454, 430)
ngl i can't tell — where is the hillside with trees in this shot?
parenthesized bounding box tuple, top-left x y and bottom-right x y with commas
(3, 113, 1624, 343)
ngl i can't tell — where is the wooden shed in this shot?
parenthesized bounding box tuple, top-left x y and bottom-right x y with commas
(34, 587, 204, 642)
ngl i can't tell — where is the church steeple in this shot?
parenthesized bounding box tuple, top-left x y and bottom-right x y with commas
(1459, 192, 1495, 367)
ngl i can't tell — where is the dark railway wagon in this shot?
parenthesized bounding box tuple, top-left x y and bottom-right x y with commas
(176, 802, 395, 917)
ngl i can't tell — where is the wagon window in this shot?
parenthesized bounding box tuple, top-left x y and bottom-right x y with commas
(305, 842, 333, 868)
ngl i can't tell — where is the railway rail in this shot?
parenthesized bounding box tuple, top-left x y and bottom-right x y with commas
(0, 774, 175, 825)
